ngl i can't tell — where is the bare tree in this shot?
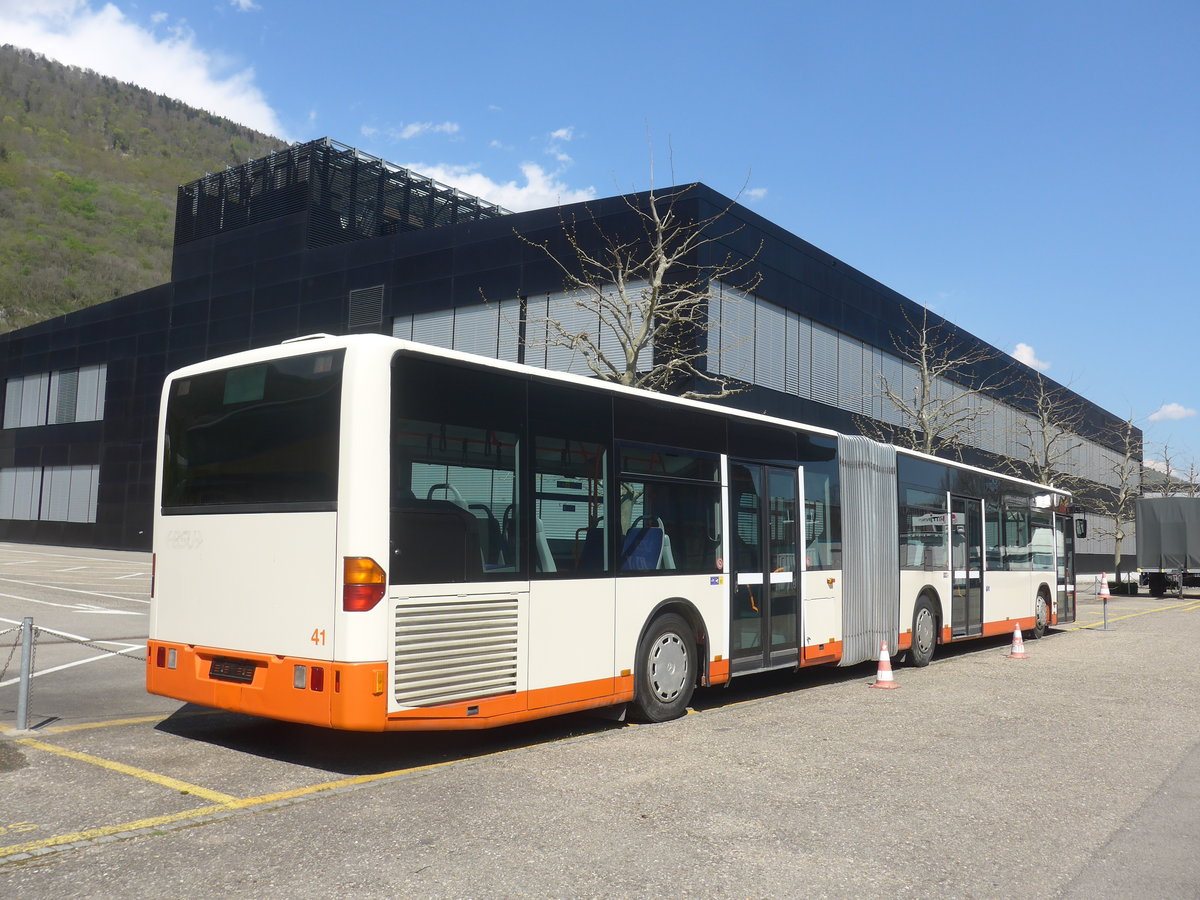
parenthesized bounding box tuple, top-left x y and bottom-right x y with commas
(858, 305, 1002, 458)
(1185, 459, 1200, 497)
(516, 183, 760, 400)
(1080, 416, 1143, 581)
(1144, 441, 1179, 496)
(1003, 371, 1086, 490)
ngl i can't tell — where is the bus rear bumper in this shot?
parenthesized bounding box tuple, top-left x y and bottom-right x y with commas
(146, 642, 639, 732)
(146, 641, 388, 731)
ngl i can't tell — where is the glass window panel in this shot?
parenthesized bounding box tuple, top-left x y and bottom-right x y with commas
(754, 298, 786, 391)
(533, 437, 608, 576)
(391, 354, 525, 583)
(162, 350, 344, 511)
(453, 304, 500, 359)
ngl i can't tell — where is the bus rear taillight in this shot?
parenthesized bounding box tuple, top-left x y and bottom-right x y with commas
(343, 557, 386, 611)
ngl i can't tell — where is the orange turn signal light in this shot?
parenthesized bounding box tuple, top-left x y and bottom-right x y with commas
(343, 556, 386, 612)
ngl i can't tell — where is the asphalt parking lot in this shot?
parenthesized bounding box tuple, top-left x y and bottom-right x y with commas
(2, 541, 1199, 898)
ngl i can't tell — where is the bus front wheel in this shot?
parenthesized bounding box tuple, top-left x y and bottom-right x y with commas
(630, 613, 696, 723)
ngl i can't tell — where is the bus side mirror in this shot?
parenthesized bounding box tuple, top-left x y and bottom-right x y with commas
(1075, 519, 1087, 539)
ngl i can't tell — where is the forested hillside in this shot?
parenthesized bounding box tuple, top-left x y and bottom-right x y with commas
(0, 45, 288, 333)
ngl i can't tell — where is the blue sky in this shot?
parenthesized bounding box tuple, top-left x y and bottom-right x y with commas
(3, 0, 1198, 471)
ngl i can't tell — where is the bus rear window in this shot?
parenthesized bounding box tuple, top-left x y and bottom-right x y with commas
(161, 350, 344, 513)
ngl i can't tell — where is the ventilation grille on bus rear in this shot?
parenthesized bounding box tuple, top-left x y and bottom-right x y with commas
(393, 597, 519, 707)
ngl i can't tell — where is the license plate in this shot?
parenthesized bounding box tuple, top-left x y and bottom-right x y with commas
(209, 657, 256, 684)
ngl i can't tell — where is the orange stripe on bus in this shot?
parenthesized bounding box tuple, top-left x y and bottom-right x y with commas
(982, 618, 1035, 638)
(800, 641, 842, 666)
(707, 658, 731, 685)
(148, 641, 640, 732)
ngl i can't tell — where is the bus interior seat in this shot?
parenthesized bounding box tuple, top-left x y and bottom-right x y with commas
(658, 531, 676, 570)
(578, 524, 606, 572)
(469, 503, 506, 567)
(535, 518, 557, 573)
(620, 518, 671, 571)
(391, 498, 483, 582)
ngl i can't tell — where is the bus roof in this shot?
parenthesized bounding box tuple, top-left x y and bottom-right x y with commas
(164, 332, 1069, 499)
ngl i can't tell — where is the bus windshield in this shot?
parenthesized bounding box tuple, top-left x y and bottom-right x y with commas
(161, 349, 344, 512)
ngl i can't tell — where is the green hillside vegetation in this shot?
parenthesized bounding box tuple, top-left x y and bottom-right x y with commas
(0, 45, 288, 333)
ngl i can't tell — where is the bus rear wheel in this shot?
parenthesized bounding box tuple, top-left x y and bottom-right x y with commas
(909, 595, 937, 667)
(630, 613, 696, 723)
(1032, 590, 1049, 639)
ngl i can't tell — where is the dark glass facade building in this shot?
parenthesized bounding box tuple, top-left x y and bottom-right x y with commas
(0, 138, 1136, 569)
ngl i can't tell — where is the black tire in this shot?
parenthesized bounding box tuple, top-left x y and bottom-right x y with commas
(630, 613, 696, 723)
(909, 594, 937, 667)
(1031, 590, 1049, 639)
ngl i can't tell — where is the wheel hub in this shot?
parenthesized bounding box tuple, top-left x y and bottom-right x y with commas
(649, 633, 688, 700)
(914, 609, 934, 655)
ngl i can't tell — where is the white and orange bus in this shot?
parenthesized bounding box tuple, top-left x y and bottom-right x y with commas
(147, 334, 1079, 730)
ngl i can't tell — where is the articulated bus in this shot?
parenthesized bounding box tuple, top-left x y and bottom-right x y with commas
(147, 334, 1078, 730)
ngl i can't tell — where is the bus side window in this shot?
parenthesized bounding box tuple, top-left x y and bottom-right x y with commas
(391, 355, 525, 584)
(617, 446, 721, 575)
(390, 422, 520, 584)
(803, 466, 841, 570)
(532, 436, 608, 577)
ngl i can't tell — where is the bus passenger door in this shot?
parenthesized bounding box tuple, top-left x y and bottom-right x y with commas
(1055, 516, 1076, 625)
(950, 496, 983, 637)
(729, 462, 799, 674)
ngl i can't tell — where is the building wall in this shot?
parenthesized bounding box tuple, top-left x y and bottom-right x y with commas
(0, 182, 1138, 572)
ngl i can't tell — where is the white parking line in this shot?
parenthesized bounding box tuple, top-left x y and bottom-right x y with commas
(0, 615, 90, 641)
(0, 591, 145, 615)
(0, 577, 149, 605)
(0, 546, 149, 565)
(0, 646, 144, 688)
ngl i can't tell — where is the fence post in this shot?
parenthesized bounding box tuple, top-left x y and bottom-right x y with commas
(16, 616, 33, 731)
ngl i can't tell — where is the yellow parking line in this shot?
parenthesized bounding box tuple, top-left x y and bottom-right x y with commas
(1, 739, 513, 860)
(225, 757, 474, 808)
(0, 804, 228, 858)
(19, 708, 222, 736)
(15, 738, 239, 804)
(1064, 600, 1199, 631)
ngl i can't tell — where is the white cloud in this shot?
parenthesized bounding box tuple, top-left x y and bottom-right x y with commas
(0, 1, 287, 137)
(1148, 402, 1197, 422)
(744, 187, 767, 202)
(1012, 342, 1051, 372)
(389, 121, 460, 141)
(229, 0, 260, 11)
(545, 126, 578, 166)
(403, 161, 595, 212)
(1144, 458, 1169, 474)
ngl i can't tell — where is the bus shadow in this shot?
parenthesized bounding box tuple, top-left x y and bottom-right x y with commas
(153, 705, 625, 777)
(692, 631, 1032, 710)
(153, 632, 1032, 776)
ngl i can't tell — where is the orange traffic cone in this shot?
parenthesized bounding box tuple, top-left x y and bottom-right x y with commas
(1006, 623, 1028, 659)
(1098, 573, 1111, 600)
(869, 640, 900, 689)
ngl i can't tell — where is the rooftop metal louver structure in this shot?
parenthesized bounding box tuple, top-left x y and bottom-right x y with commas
(174, 137, 511, 248)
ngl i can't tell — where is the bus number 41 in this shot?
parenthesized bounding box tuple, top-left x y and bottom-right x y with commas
(311, 628, 326, 646)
